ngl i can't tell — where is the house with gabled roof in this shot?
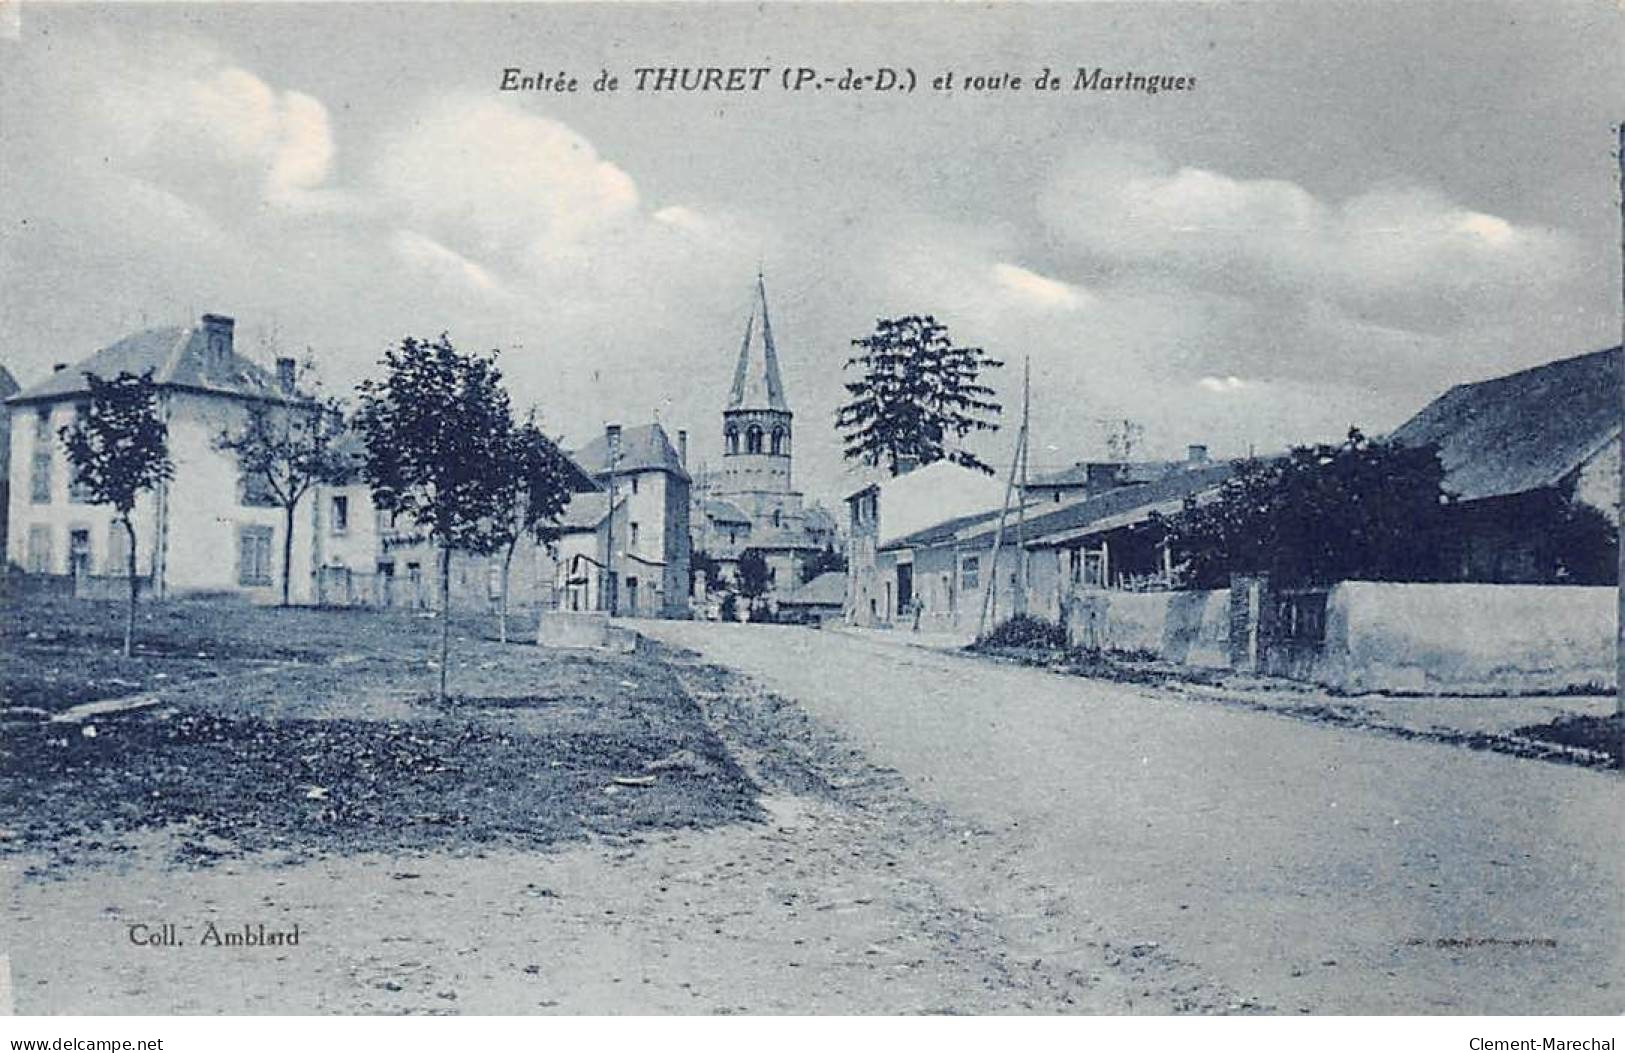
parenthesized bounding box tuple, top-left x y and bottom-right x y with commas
(5, 313, 327, 601)
(571, 421, 693, 618)
(1389, 345, 1619, 584)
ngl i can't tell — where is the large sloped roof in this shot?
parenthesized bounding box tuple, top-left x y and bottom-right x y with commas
(780, 570, 847, 608)
(573, 422, 691, 482)
(1389, 346, 1621, 503)
(703, 498, 752, 524)
(884, 461, 1234, 552)
(727, 274, 790, 413)
(0, 365, 19, 400)
(8, 322, 292, 404)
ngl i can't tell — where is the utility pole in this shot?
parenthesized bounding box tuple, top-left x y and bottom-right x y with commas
(979, 366, 1030, 638)
(605, 428, 621, 617)
(1015, 356, 1031, 616)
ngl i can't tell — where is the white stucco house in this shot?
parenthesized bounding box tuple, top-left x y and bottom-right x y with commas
(5, 312, 322, 602)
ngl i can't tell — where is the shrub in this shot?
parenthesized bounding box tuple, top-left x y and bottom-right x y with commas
(978, 613, 1067, 650)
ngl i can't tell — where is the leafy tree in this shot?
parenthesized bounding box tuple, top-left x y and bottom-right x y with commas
(58, 370, 174, 657)
(491, 413, 577, 643)
(800, 544, 848, 583)
(215, 358, 353, 606)
(836, 315, 1003, 475)
(1154, 428, 1453, 589)
(353, 334, 516, 700)
(735, 548, 774, 616)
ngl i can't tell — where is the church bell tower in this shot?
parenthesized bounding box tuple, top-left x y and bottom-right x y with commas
(720, 274, 793, 494)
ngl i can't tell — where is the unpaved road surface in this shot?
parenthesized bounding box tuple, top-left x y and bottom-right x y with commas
(4, 643, 1232, 1014)
(637, 621, 1625, 1015)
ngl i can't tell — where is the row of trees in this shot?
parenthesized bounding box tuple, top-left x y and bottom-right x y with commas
(57, 335, 579, 696)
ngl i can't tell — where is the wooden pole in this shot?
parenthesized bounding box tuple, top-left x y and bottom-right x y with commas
(978, 391, 1028, 638)
(1015, 355, 1031, 616)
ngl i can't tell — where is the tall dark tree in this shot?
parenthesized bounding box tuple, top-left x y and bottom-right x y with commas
(353, 334, 516, 700)
(216, 358, 353, 607)
(1154, 428, 1453, 589)
(491, 413, 577, 643)
(58, 370, 174, 657)
(836, 315, 1003, 475)
(735, 548, 774, 616)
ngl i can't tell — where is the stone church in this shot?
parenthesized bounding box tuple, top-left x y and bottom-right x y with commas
(692, 276, 837, 594)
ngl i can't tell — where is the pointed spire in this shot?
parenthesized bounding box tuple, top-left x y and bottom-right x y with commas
(727, 272, 790, 412)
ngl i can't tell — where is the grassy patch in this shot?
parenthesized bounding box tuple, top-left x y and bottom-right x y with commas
(2, 593, 760, 867)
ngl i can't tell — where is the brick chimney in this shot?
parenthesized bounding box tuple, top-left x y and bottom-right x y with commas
(605, 423, 622, 467)
(275, 357, 296, 395)
(1187, 444, 1209, 464)
(200, 313, 235, 379)
(677, 429, 688, 468)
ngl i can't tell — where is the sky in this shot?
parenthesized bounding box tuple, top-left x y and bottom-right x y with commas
(1, 2, 1620, 509)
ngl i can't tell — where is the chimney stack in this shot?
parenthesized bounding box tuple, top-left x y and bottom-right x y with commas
(276, 357, 296, 394)
(200, 313, 235, 378)
(677, 429, 688, 468)
(1187, 444, 1209, 464)
(605, 423, 622, 466)
(52, 362, 67, 373)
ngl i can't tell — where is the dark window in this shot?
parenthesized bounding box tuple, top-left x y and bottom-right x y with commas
(237, 526, 274, 586)
(69, 529, 92, 576)
(31, 452, 51, 503)
(771, 427, 786, 455)
(630, 476, 639, 496)
(630, 521, 640, 547)
(725, 426, 739, 455)
(27, 526, 52, 573)
(331, 495, 349, 534)
(746, 426, 763, 454)
(34, 406, 50, 441)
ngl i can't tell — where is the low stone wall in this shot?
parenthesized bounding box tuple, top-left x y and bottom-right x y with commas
(536, 610, 639, 652)
(1067, 588, 1230, 668)
(1316, 581, 1615, 695)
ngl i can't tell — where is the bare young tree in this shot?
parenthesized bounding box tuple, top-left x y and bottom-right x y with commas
(58, 370, 174, 657)
(353, 334, 516, 701)
(216, 357, 353, 606)
(491, 413, 577, 643)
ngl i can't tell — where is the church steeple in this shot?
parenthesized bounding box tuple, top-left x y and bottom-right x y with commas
(720, 273, 793, 493)
(728, 272, 790, 413)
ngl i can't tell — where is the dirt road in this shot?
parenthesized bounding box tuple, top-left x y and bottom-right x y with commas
(638, 621, 1625, 1014)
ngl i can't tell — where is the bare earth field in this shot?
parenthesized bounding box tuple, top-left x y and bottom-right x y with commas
(3, 594, 1227, 1013)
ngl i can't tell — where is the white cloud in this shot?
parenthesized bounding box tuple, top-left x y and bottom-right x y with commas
(991, 262, 1089, 311)
(1041, 145, 1580, 331)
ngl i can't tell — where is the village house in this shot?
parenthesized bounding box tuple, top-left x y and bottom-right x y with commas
(5, 313, 324, 602)
(1021, 445, 1212, 505)
(843, 459, 1009, 628)
(691, 277, 835, 598)
(1388, 345, 1620, 584)
(571, 421, 693, 618)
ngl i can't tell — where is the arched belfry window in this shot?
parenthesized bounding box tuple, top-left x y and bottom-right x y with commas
(771, 427, 787, 456)
(746, 425, 763, 454)
(725, 425, 739, 455)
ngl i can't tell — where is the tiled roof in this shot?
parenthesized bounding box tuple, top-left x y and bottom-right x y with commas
(703, 498, 752, 524)
(8, 322, 292, 404)
(573, 422, 691, 482)
(1389, 346, 1621, 503)
(727, 274, 790, 413)
(780, 570, 847, 607)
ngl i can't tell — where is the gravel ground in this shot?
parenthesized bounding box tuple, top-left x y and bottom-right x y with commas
(640, 620, 1625, 1015)
(3, 634, 1241, 1014)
